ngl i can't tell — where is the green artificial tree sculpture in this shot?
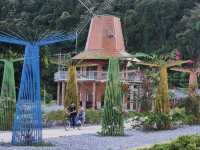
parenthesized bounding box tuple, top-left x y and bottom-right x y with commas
(0, 58, 23, 130)
(101, 58, 124, 136)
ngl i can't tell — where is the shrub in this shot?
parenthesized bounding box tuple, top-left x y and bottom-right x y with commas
(44, 109, 102, 124)
(143, 113, 172, 130)
(170, 107, 186, 123)
(43, 108, 200, 127)
(185, 96, 200, 119)
(175, 96, 200, 124)
(85, 109, 101, 124)
(142, 108, 200, 131)
(170, 107, 200, 125)
(45, 110, 65, 121)
(138, 135, 200, 150)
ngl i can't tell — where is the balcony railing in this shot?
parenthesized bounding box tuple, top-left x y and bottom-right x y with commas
(54, 70, 143, 83)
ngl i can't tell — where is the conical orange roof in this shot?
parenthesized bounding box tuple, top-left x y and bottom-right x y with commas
(73, 15, 132, 60)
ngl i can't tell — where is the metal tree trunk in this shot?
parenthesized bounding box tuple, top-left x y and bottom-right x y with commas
(12, 44, 42, 145)
(101, 58, 124, 136)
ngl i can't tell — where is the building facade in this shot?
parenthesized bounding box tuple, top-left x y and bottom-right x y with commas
(54, 15, 147, 110)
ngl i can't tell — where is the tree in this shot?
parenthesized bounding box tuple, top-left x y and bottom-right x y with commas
(101, 58, 124, 136)
(177, 3, 200, 61)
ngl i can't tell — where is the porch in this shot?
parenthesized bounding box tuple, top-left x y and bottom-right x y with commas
(54, 70, 143, 82)
(55, 70, 145, 110)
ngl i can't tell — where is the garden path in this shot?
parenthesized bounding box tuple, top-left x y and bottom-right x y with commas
(1, 125, 200, 150)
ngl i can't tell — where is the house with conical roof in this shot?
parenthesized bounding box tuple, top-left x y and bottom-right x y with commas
(54, 15, 144, 110)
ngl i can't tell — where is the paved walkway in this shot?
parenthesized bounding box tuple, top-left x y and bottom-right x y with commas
(1, 125, 200, 150)
(0, 126, 101, 143)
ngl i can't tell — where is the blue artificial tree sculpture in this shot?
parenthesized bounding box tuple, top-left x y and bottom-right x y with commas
(0, 33, 75, 145)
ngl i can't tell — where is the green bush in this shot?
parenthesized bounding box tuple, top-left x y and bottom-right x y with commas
(185, 96, 200, 120)
(139, 135, 200, 150)
(143, 113, 172, 130)
(85, 109, 101, 124)
(44, 109, 102, 124)
(171, 107, 200, 125)
(43, 108, 200, 127)
(170, 107, 186, 123)
(45, 110, 65, 121)
(142, 107, 200, 130)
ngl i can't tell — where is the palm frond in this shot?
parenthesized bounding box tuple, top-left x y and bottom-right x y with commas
(134, 52, 153, 59)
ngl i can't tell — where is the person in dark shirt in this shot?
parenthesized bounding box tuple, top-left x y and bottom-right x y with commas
(68, 103, 77, 128)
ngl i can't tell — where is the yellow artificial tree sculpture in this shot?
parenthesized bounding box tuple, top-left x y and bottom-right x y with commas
(64, 65, 79, 111)
(135, 53, 189, 114)
(50, 54, 82, 112)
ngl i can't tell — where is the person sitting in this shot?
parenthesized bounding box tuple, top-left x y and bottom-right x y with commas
(68, 103, 77, 128)
(77, 107, 85, 126)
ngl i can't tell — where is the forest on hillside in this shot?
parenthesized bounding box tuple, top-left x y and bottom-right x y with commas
(0, 0, 199, 100)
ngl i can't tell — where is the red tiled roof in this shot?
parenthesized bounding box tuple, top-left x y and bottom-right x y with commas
(73, 49, 132, 60)
(73, 15, 133, 60)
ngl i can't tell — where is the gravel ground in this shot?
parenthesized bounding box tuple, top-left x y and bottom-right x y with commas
(1, 125, 200, 150)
